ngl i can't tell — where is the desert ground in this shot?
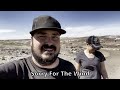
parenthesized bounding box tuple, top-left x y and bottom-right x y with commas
(0, 35, 120, 79)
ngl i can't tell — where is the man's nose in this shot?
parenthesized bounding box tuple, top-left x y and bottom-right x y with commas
(45, 37, 54, 45)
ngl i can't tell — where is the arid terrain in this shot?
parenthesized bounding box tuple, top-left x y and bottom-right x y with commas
(0, 35, 120, 79)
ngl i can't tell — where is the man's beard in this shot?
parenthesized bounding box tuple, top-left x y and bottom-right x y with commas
(31, 45, 59, 66)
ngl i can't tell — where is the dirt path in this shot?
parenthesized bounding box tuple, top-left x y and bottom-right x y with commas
(104, 50, 120, 79)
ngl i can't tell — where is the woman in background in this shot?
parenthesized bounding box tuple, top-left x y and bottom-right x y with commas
(75, 36, 108, 79)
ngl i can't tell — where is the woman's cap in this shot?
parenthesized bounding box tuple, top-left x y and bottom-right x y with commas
(86, 36, 103, 49)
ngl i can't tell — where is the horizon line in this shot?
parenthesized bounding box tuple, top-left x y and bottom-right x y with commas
(0, 35, 120, 40)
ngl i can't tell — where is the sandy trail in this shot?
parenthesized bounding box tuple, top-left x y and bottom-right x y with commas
(104, 50, 120, 79)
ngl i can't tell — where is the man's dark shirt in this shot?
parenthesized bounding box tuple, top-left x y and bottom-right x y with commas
(0, 57, 78, 79)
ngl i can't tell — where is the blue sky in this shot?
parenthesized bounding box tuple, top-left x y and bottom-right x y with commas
(0, 11, 120, 39)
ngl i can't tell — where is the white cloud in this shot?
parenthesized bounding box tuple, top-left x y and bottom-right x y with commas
(62, 24, 120, 37)
(0, 33, 30, 40)
(11, 34, 30, 39)
(64, 26, 95, 33)
(1, 24, 120, 39)
(0, 29, 31, 40)
(0, 29, 16, 33)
